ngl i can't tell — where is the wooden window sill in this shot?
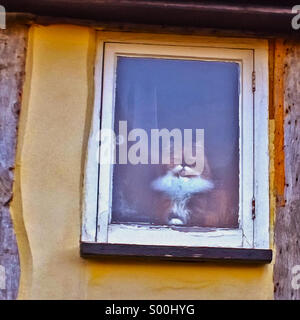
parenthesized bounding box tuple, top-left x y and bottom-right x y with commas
(80, 242, 272, 264)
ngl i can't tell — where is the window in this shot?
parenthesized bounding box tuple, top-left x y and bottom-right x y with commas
(81, 33, 271, 263)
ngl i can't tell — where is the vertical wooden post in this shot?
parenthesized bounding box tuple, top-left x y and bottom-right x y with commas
(273, 39, 286, 207)
(0, 24, 28, 300)
(274, 40, 300, 300)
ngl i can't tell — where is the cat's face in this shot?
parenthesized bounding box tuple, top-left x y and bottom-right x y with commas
(152, 152, 214, 225)
(168, 164, 202, 178)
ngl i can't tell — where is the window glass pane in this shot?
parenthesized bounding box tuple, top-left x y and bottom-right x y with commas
(111, 56, 240, 228)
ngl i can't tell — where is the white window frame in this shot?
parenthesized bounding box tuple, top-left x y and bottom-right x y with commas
(82, 33, 269, 250)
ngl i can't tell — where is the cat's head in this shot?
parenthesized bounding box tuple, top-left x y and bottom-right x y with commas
(151, 141, 214, 225)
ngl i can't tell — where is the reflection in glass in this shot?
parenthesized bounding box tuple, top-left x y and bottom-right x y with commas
(111, 57, 240, 228)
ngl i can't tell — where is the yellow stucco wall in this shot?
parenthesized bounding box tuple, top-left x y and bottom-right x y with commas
(11, 24, 274, 300)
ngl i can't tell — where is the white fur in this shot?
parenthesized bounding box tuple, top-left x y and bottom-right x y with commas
(169, 218, 185, 225)
(151, 172, 214, 199)
(151, 170, 214, 225)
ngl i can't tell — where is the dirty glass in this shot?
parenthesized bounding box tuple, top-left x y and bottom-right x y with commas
(111, 56, 240, 228)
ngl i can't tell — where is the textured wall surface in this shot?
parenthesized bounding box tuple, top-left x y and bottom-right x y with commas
(274, 41, 300, 300)
(11, 25, 274, 300)
(0, 24, 28, 300)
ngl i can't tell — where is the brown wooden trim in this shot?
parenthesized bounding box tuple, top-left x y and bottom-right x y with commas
(6, 13, 300, 41)
(269, 39, 275, 120)
(274, 41, 300, 300)
(80, 242, 272, 263)
(273, 39, 286, 207)
(2, 1, 298, 34)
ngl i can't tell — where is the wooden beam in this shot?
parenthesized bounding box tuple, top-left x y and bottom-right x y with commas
(273, 39, 286, 207)
(274, 40, 300, 300)
(0, 25, 28, 300)
(2, 1, 298, 34)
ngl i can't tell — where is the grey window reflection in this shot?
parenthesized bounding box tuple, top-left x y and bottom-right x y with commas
(111, 57, 240, 228)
